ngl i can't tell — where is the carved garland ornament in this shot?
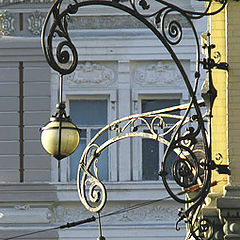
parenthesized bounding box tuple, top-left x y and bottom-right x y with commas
(65, 62, 115, 86)
(134, 62, 182, 86)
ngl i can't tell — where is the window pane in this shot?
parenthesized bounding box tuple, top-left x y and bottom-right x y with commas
(163, 129, 178, 179)
(142, 99, 179, 113)
(141, 99, 180, 180)
(69, 99, 108, 182)
(70, 100, 107, 126)
(142, 99, 180, 125)
(142, 138, 159, 180)
(70, 130, 86, 181)
(70, 129, 109, 181)
(91, 129, 109, 181)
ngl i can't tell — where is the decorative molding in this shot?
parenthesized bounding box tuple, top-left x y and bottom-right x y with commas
(217, 186, 240, 239)
(14, 204, 30, 210)
(0, 207, 52, 224)
(27, 11, 45, 36)
(65, 62, 115, 86)
(53, 205, 88, 223)
(53, 202, 178, 224)
(0, 11, 14, 36)
(68, 14, 190, 30)
(134, 62, 182, 87)
(111, 100, 116, 111)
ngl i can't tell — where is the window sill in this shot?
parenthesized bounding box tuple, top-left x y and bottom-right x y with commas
(0, 181, 181, 202)
(56, 180, 181, 202)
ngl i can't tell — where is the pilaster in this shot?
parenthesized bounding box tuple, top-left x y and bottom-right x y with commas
(200, 1, 228, 238)
(209, 0, 228, 194)
(226, 0, 240, 186)
(117, 60, 131, 181)
(216, 1, 240, 240)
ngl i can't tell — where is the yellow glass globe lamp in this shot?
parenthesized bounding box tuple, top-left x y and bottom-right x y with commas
(41, 117, 80, 160)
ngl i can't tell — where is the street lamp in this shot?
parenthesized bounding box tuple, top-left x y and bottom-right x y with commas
(40, 75, 80, 160)
(40, 0, 229, 239)
(40, 104, 80, 160)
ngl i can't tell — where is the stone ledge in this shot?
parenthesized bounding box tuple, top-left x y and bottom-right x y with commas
(56, 181, 181, 202)
(0, 183, 58, 202)
(218, 197, 240, 209)
(224, 185, 240, 197)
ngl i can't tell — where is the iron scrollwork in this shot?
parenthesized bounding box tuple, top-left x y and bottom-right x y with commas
(41, 0, 228, 239)
(186, 210, 215, 240)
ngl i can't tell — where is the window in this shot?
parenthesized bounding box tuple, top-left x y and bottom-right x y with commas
(69, 99, 109, 181)
(141, 98, 180, 180)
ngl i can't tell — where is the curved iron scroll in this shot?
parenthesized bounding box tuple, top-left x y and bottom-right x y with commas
(76, 100, 210, 214)
(41, 0, 228, 238)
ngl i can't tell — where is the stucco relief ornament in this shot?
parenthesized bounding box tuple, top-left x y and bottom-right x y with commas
(27, 11, 45, 36)
(0, 11, 14, 36)
(65, 62, 115, 86)
(15, 204, 30, 210)
(134, 62, 182, 86)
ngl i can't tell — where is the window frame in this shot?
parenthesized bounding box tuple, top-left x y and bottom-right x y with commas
(68, 97, 109, 182)
(51, 90, 117, 183)
(132, 92, 184, 181)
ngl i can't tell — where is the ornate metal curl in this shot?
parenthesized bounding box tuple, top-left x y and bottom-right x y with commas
(76, 101, 209, 214)
(40, 0, 228, 238)
(41, 1, 78, 75)
(77, 146, 107, 213)
(41, 0, 227, 78)
(185, 204, 215, 240)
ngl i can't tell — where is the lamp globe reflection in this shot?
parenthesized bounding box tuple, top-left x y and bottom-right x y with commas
(41, 116, 80, 160)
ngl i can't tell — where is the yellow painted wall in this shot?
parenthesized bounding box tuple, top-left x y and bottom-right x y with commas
(226, 1, 240, 185)
(209, 2, 228, 193)
(210, 1, 240, 190)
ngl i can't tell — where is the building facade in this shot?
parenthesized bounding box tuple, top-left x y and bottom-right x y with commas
(0, 1, 208, 239)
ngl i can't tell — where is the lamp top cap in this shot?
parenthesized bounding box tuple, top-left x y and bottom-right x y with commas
(49, 116, 72, 122)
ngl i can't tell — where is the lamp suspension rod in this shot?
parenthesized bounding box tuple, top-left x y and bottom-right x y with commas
(57, 74, 64, 181)
(59, 74, 63, 104)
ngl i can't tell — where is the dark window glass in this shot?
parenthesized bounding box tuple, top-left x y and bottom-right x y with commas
(141, 99, 180, 180)
(69, 100, 108, 181)
(70, 100, 107, 126)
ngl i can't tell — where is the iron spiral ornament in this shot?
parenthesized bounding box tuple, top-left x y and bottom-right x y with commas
(41, 0, 229, 239)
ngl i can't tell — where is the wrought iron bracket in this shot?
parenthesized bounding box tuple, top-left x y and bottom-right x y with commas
(200, 33, 229, 116)
(200, 58, 229, 71)
(210, 161, 231, 175)
(200, 41, 229, 71)
(40, 0, 229, 239)
(214, 62, 229, 71)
